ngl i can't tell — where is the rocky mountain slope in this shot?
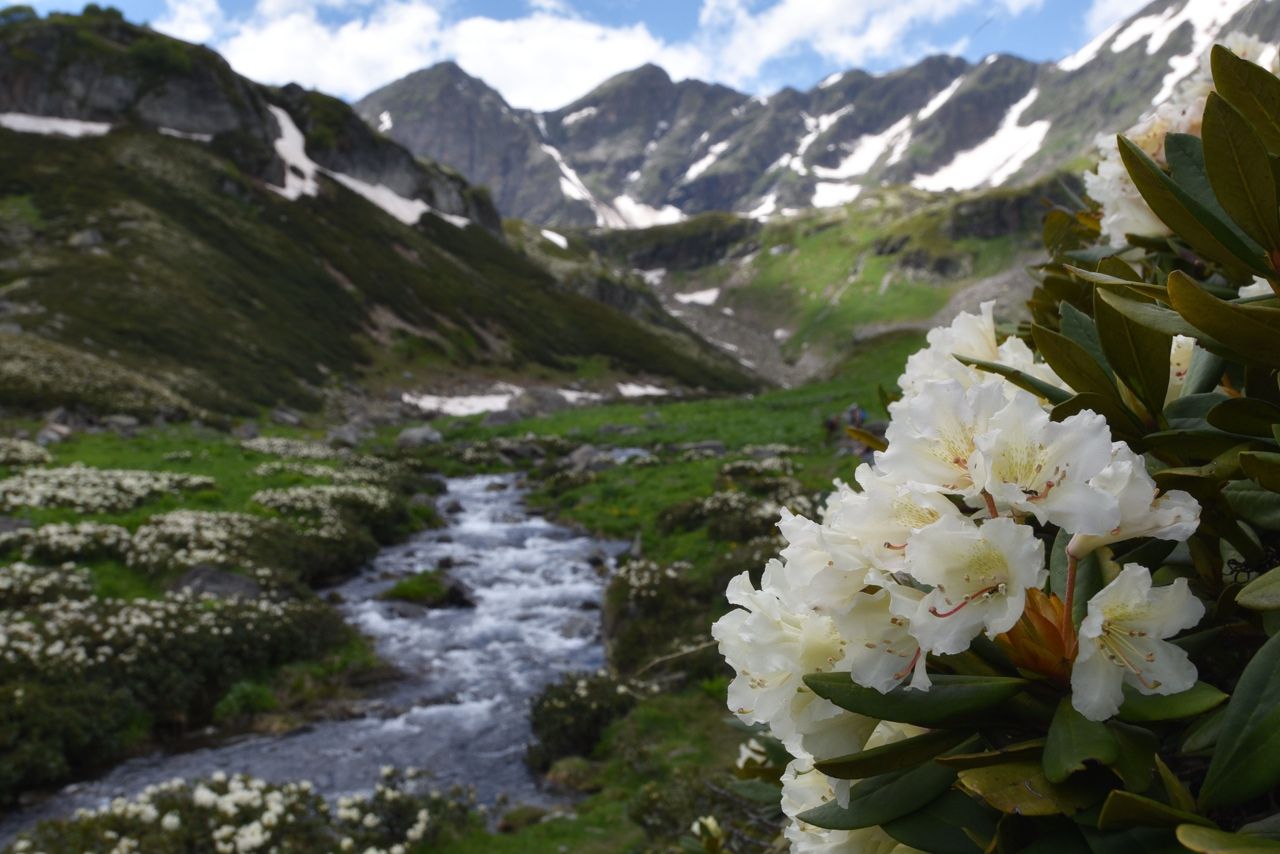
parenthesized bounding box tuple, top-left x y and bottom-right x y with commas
(0, 8, 756, 417)
(357, 0, 1280, 228)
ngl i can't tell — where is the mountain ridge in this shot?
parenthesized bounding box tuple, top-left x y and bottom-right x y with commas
(356, 0, 1280, 228)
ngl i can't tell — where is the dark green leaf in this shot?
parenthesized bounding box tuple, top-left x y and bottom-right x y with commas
(1178, 824, 1280, 852)
(1203, 94, 1280, 252)
(936, 739, 1046, 770)
(1156, 754, 1197, 813)
(1207, 398, 1280, 437)
(1060, 301, 1114, 374)
(1095, 289, 1225, 351)
(1107, 721, 1157, 792)
(1118, 682, 1228, 722)
(882, 790, 995, 854)
(1044, 699, 1119, 783)
(1099, 790, 1213, 831)
(1033, 323, 1119, 400)
(804, 673, 1028, 727)
(798, 737, 977, 830)
(1241, 452, 1280, 491)
(1237, 566, 1280, 610)
(1184, 348, 1228, 396)
(1167, 133, 1242, 230)
(1168, 271, 1280, 368)
(1119, 136, 1269, 277)
(1225, 479, 1280, 530)
(1181, 707, 1225, 755)
(816, 729, 972, 779)
(1095, 286, 1171, 416)
(1201, 632, 1280, 808)
(1212, 44, 1280, 156)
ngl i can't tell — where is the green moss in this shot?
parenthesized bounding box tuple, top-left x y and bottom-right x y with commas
(378, 570, 448, 605)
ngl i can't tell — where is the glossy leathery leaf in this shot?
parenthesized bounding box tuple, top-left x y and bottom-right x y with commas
(882, 790, 996, 854)
(1032, 324, 1118, 400)
(815, 729, 972, 780)
(1118, 682, 1228, 722)
(1201, 633, 1280, 808)
(804, 673, 1028, 727)
(1095, 288, 1172, 416)
(1098, 791, 1213, 831)
(1118, 136, 1268, 277)
(1178, 824, 1280, 853)
(1207, 398, 1280, 437)
(1044, 699, 1119, 783)
(1168, 271, 1280, 368)
(1241, 452, 1280, 491)
(797, 737, 977, 831)
(1237, 566, 1280, 611)
(1212, 44, 1280, 155)
(1202, 94, 1280, 252)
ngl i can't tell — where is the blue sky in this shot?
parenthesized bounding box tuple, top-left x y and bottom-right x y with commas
(33, 0, 1153, 108)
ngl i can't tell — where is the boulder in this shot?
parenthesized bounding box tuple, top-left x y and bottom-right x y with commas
(397, 425, 443, 449)
(509, 388, 569, 418)
(101, 414, 140, 436)
(232, 421, 260, 440)
(326, 422, 365, 448)
(270, 408, 302, 427)
(563, 444, 616, 474)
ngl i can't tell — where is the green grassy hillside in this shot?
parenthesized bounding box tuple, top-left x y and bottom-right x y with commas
(0, 126, 756, 416)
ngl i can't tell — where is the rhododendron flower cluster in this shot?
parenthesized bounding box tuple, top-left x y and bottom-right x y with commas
(713, 301, 1204, 849)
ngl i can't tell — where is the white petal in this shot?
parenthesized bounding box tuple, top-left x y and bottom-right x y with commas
(1071, 648, 1126, 721)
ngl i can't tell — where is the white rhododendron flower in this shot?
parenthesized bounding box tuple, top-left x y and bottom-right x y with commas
(878, 379, 1008, 496)
(903, 516, 1046, 655)
(780, 759, 920, 854)
(777, 508, 876, 610)
(834, 586, 929, 693)
(821, 466, 961, 574)
(1071, 565, 1205, 721)
(1068, 443, 1200, 559)
(972, 392, 1116, 533)
(714, 567, 850, 744)
(899, 301, 1063, 396)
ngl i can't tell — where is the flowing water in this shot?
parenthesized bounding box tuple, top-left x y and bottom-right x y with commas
(2, 474, 624, 837)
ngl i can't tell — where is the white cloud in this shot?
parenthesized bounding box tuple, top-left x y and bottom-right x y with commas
(1084, 0, 1150, 36)
(443, 13, 709, 109)
(153, 0, 1047, 109)
(154, 0, 224, 43)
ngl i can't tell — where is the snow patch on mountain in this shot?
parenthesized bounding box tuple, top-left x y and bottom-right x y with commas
(791, 106, 855, 174)
(562, 106, 597, 127)
(540, 229, 568, 249)
(912, 88, 1050, 192)
(813, 115, 912, 180)
(812, 182, 862, 208)
(683, 140, 730, 183)
(819, 71, 846, 88)
(1150, 0, 1256, 103)
(917, 77, 965, 120)
(267, 105, 456, 228)
(612, 195, 684, 228)
(1059, 21, 1123, 72)
(0, 113, 111, 137)
(673, 287, 720, 305)
(540, 142, 624, 227)
(747, 193, 778, 220)
(377, 111, 393, 132)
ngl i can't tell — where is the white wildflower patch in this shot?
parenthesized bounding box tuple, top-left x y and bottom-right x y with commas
(127, 510, 270, 575)
(0, 521, 131, 563)
(0, 438, 50, 468)
(0, 465, 214, 512)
